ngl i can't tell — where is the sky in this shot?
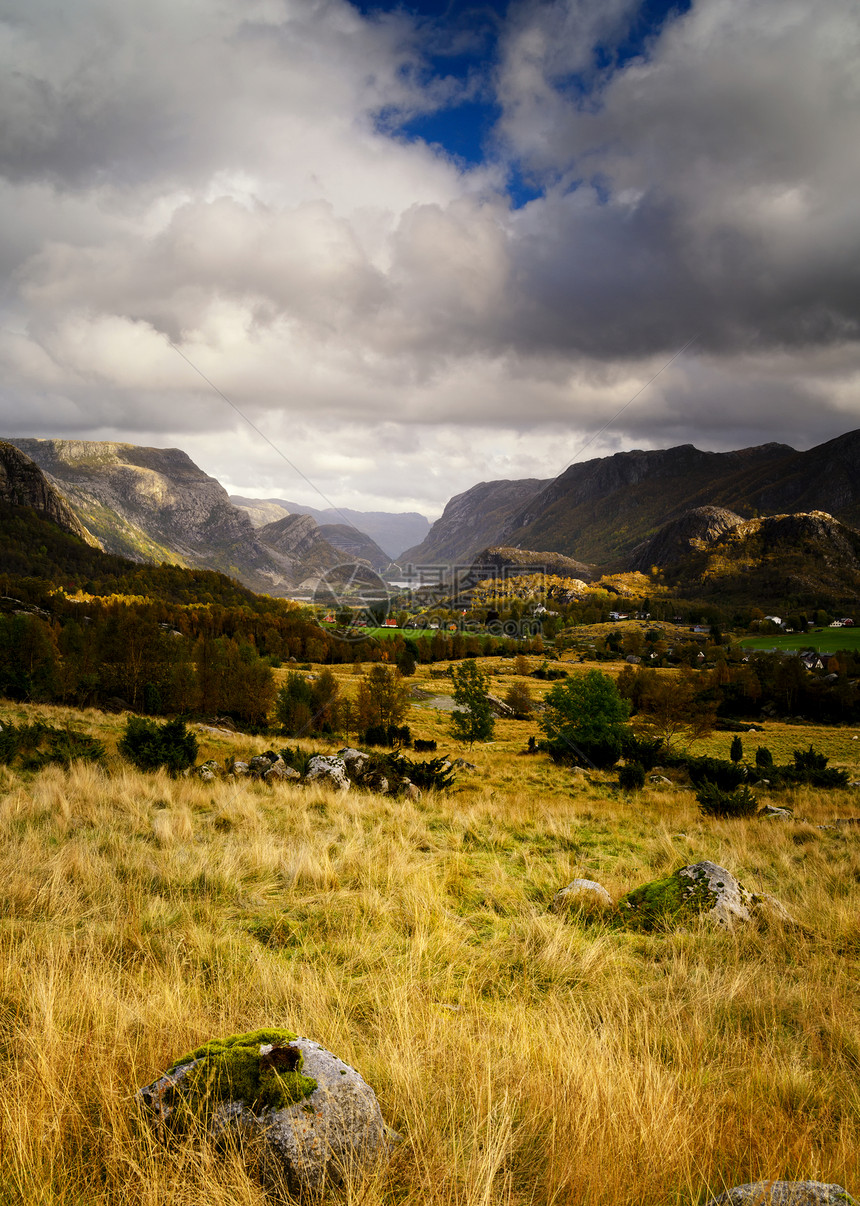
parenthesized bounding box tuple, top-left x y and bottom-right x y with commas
(1, 0, 859, 520)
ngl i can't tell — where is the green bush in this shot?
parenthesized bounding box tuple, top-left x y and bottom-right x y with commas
(118, 716, 198, 775)
(755, 746, 774, 769)
(620, 732, 664, 771)
(388, 754, 456, 792)
(684, 755, 748, 790)
(618, 762, 646, 791)
(696, 781, 759, 818)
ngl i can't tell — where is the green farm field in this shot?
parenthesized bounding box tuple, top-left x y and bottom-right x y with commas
(741, 627, 860, 654)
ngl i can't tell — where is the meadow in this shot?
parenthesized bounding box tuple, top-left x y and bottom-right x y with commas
(1, 659, 860, 1206)
(741, 628, 860, 655)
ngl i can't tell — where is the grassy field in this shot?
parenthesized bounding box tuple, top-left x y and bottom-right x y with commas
(741, 627, 860, 654)
(1, 664, 860, 1205)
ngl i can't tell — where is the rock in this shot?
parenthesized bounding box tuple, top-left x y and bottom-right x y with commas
(265, 761, 300, 783)
(193, 759, 221, 781)
(139, 1030, 395, 1195)
(304, 755, 350, 793)
(452, 758, 476, 770)
(617, 861, 792, 931)
(551, 879, 613, 913)
(338, 748, 370, 777)
(760, 804, 793, 819)
(486, 693, 515, 717)
(625, 654, 642, 664)
(248, 754, 278, 777)
(231, 761, 249, 776)
(705, 1182, 857, 1205)
(649, 774, 672, 785)
(402, 780, 421, 801)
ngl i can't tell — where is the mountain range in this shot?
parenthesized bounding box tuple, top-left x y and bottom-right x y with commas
(4, 428, 860, 608)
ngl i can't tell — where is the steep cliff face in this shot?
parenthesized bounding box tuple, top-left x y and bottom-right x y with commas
(399, 478, 550, 567)
(0, 441, 98, 545)
(627, 506, 744, 572)
(9, 439, 292, 594)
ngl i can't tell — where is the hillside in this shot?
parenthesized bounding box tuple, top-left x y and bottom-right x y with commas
(0, 441, 99, 547)
(661, 510, 860, 605)
(400, 478, 551, 566)
(257, 513, 343, 582)
(627, 506, 744, 572)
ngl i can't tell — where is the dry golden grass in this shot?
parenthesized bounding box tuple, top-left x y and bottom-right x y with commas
(1, 695, 860, 1205)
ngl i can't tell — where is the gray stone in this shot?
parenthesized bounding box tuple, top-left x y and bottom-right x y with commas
(761, 804, 793, 819)
(452, 758, 476, 770)
(619, 861, 793, 931)
(338, 748, 370, 777)
(304, 755, 350, 793)
(264, 761, 300, 782)
(139, 1036, 394, 1195)
(551, 878, 613, 913)
(231, 761, 249, 776)
(649, 774, 672, 785)
(705, 1181, 857, 1205)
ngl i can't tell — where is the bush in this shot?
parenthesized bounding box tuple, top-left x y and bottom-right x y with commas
(539, 670, 630, 769)
(0, 721, 104, 769)
(755, 746, 774, 769)
(696, 781, 759, 818)
(730, 735, 743, 763)
(618, 762, 646, 791)
(118, 717, 198, 775)
(620, 731, 664, 771)
(361, 723, 411, 748)
(390, 754, 456, 792)
(684, 755, 748, 791)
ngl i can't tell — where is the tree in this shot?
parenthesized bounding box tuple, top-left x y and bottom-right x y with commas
(450, 659, 494, 747)
(730, 735, 743, 763)
(637, 670, 717, 749)
(356, 665, 409, 732)
(539, 669, 630, 768)
(504, 681, 534, 718)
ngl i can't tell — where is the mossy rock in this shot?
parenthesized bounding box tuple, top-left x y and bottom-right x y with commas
(617, 861, 761, 932)
(705, 1182, 858, 1205)
(140, 1033, 394, 1195)
(166, 1028, 316, 1114)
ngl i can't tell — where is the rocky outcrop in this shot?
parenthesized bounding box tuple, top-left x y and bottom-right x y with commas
(9, 438, 292, 594)
(304, 754, 351, 792)
(317, 523, 391, 573)
(0, 441, 98, 545)
(139, 1030, 395, 1195)
(400, 478, 551, 567)
(705, 1183, 857, 1205)
(468, 545, 592, 584)
(627, 505, 743, 571)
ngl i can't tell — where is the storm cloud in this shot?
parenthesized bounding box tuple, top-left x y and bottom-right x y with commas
(1, 0, 858, 514)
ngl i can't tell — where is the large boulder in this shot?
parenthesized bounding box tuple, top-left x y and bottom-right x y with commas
(705, 1183, 857, 1205)
(304, 755, 350, 793)
(139, 1029, 394, 1194)
(617, 861, 792, 931)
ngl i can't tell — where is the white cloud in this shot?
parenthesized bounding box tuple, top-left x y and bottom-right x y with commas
(0, 0, 858, 516)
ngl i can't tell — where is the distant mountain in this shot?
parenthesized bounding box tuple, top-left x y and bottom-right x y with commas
(230, 496, 429, 559)
(414, 429, 860, 572)
(659, 510, 860, 606)
(499, 442, 795, 565)
(256, 514, 342, 583)
(399, 479, 551, 567)
(0, 441, 98, 547)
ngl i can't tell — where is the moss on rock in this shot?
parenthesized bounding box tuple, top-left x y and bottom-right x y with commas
(168, 1029, 317, 1114)
(617, 865, 719, 931)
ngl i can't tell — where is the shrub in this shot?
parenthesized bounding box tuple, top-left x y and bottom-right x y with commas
(730, 735, 743, 763)
(118, 716, 198, 775)
(755, 746, 774, 769)
(684, 755, 748, 791)
(620, 731, 664, 771)
(391, 754, 456, 792)
(696, 781, 759, 818)
(361, 723, 411, 748)
(539, 670, 630, 769)
(618, 762, 646, 791)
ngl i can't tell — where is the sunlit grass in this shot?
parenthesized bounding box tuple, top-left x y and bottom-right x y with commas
(1, 696, 859, 1204)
